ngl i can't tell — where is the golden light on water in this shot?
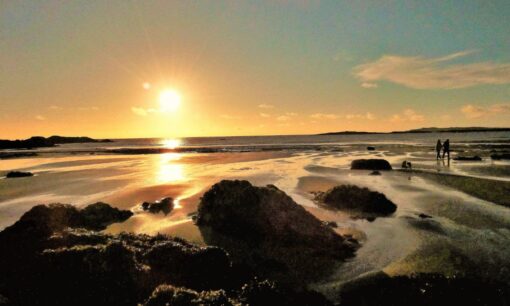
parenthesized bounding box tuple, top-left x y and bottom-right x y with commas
(155, 153, 185, 184)
(159, 89, 181, 112)
(161, 138, 181, 149)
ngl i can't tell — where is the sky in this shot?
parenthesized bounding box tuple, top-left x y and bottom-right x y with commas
(1, 0, 510, 139)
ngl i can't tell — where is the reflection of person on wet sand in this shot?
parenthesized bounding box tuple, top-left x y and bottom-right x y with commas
(436, 139, 442, 159)
(442, 139, 450, 160)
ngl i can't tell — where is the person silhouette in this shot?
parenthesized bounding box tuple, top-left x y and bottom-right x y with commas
(436, 139, 442, 159)
(442, 139, 450, 160)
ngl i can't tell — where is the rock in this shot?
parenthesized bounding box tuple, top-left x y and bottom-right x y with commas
(453, 156, 482, 161)
(80, 202, 134, 230)
(0, 202, 132, 238)
(351, 159, 392, 170)
(491, 153, 510, 160)
(0, 202, 331, 305)
(338, 272, 510, 306)
(367, 146, 376, 151)
(314, 185, 397, 218)
(323, 221, 338, 228)
(141, 198, 174, 215)
(401, 160, 412, 169)
(0, 152, 38, 159)
(418, 213, 432, 219)
(196, 180, 357, 284)
(142, 285, 233, 306)
(5, 171, 33, 178)
(369, 171, 381, 176)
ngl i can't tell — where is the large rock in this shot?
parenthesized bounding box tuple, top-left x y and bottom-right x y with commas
(351, 159, 392, 170)
(141, 198, 174, 215)
(0, 201, 329, 305)
(5, 171, 33, 178)
(314, 185, 397, 219)
(196, 180, 358, 284)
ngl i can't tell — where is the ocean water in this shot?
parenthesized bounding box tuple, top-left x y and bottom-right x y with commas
(26, 131, 510, 153)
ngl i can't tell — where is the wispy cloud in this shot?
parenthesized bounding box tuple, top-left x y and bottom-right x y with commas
(461, 103, 510, 119)
(131, 107, 156, 116)
(221, 114, 242, 120)
(276, 115, 291, 121)
(285, 112, 298, 116)
(259, 113, 271, 118)
(354, 50, 510, 89)
(346, 112, 376, 120)
(310, 113, 339, 119)
(258, 104, 275, 109)
(389, 109, 425, 123)
(35, 115, 46, 121)
(49, 105, 63, 110)
(361, 82, 378, 89)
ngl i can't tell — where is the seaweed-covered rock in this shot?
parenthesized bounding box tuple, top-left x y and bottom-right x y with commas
(141, 198, 174, 215)
(5, 171, 33, 178)
(142, 285, 233, 306)
(315, 185, 397, 218)
(196, 180, 358, 284)
(490, 153, 510, 160)
(0, 202, 332, 306)
(351, 159, 392, 170)
(338, 272, 510, 306)
(454, 156, 482, 161)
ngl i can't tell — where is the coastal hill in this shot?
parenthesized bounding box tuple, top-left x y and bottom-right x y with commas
(320, 127, 510, 136)
(0, 136, 112, 150)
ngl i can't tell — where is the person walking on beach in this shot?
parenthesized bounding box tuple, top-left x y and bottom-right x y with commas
(436, 139, 442, 159)
(442, 139, 450, 160)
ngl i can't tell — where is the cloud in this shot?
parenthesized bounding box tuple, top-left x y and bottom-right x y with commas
(285, 112, 298, 116)
(461, 103, 510, 119)
(310, 113, 339, 119)
(361, 82, 378, 89)
(131, 107, 157, 116)
(49, 105, 63, 110)
(277, 115, 291, 121)
(78, 106, 100, 111)
(389, 109, 425, 122)
(259, 113, 271, 118)
(258, 104, 274, 109)
(354, 50, 510, 89)
(346, 112, 376, 120)
(221, 114, 242, 120)
(35, 115, 46, 121)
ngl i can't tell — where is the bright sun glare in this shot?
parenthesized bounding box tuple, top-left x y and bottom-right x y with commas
(159, 89, 181, 112)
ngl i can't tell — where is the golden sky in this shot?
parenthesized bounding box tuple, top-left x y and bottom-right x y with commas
(1, 1, 510, 139)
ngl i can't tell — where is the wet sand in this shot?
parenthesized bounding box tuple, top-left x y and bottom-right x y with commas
(1, 144, 510, 300)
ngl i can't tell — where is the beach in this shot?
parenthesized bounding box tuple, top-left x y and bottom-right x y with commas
(1, 132, 510, 303)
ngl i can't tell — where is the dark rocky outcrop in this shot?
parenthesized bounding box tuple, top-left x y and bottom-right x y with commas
(367, 146, 376, 151)
(369, 170, 381, 176)
(0, 200, 330, 305)
(351, 159, 392, 170)
(142, 280, 331, 306)
(314, 185, 397, 219)
(491, 153, 510, 160)
(401, 160, 412, 169)
(142, 198, 174, 215)
(338, 272, 510, 306)
(0, 136, 109, 150)
(5, 171, 33, 178)
(453, 156, 482, 161)
(0, 152, 38, 159)
(196, 180, 358, 285)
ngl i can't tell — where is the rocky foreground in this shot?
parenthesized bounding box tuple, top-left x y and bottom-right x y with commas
(0, 180, 509, 305)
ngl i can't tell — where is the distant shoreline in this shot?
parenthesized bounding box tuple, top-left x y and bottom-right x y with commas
(319, 127, 510, 136)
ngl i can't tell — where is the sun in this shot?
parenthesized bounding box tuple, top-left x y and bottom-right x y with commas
(159, 89, 181, 112)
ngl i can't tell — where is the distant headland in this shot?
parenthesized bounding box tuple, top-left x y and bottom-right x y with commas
(0, 136, 112, 150)
(319, 127, 510, 136)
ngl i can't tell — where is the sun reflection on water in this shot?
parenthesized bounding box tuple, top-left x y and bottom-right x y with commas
(161, 138, 181, 149)
(155, 153, 186, 184)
